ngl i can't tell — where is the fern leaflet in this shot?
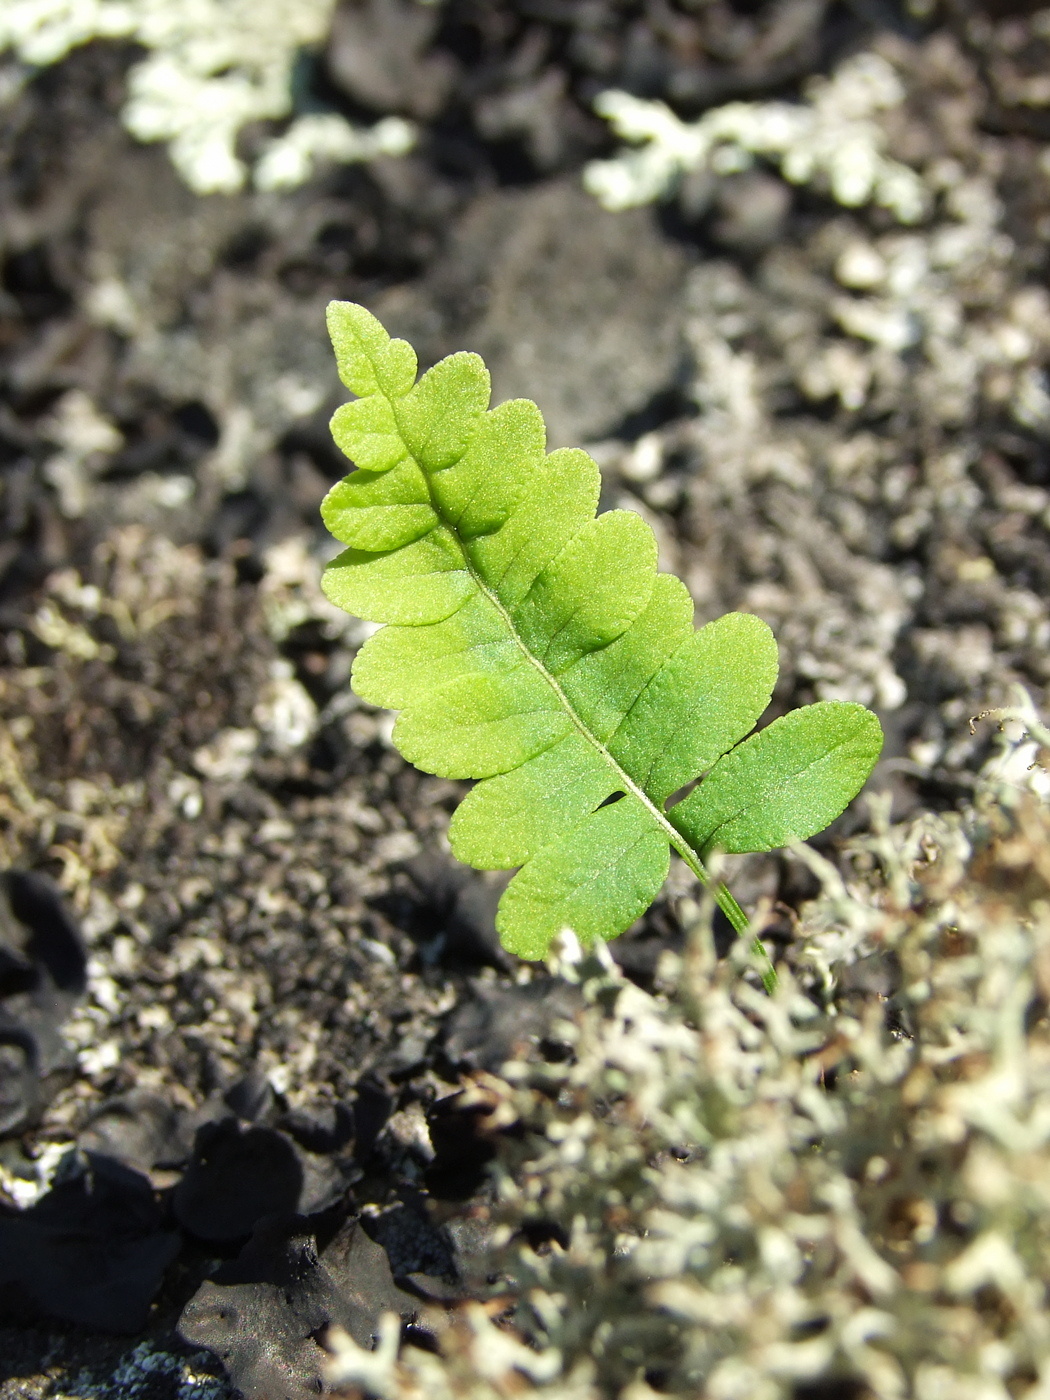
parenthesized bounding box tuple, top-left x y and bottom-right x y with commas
(320, 302, 883, 963)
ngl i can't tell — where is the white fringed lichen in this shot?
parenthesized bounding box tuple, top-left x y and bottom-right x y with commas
(584, 51, 929, 223)
(333, 718, 1050, 1398)
(252, 111, 414, 192)
(0, 0, 415, 193)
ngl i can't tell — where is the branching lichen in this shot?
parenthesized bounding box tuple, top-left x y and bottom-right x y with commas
(325, 719, 1050, 1398)
(584, 52, 929, 223)
(0, 0, 415, 192)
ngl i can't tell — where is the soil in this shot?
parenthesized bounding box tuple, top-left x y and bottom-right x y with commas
(1, 2, 1049, 1396)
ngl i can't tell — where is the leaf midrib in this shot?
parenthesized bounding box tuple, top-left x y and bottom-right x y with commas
(696, 725, 866, 854)
(380, 372, 726, 909)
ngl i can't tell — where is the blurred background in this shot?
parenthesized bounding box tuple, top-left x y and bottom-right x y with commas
(2, 0, 1050, 1386)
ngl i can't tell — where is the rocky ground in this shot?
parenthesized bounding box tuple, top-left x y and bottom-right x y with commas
(1, 1, 1050, 1396)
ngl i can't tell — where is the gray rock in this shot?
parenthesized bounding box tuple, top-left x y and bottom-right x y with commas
(324, 0, 455, 118)
(375, 178, 688, 446)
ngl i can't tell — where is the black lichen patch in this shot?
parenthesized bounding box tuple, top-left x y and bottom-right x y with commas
(0, 1153, 179, 1332)
(179, 1215, 416, 1400)
(0, 872, 85, 1135)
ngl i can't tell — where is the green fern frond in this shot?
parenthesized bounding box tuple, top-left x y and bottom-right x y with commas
(320, 302, 883, 965)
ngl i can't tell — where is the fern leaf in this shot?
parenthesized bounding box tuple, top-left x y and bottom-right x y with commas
(321, 302, 884, 961)
(670, 701, 884, 856)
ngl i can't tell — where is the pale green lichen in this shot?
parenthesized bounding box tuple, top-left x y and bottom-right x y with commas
(66, 1340, 229, 1400)
(253, 111, 414, 192)
(584, 52, 929, 223)
(0, 0, 415, 192)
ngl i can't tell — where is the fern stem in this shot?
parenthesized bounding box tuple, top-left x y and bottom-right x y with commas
(667, 845, 778, 994)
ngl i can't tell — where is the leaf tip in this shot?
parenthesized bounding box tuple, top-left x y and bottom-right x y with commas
(327, 300, 417, 399)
